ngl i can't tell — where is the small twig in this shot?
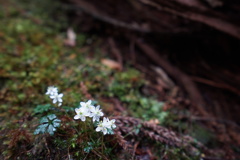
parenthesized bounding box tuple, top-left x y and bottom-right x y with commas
(135, 40, 209, 117)
(43, 137, 51, 158)
(138, 0, 240, 39)
(68, 146, 70, 160)
(191, 76, 240, 95)
(92, 149, 109, 160)
(69, 0, 150, 32)
(108, 38, 123, 71)
(133, 141, 139, 159)
(191, 116, 240, 128)
(83, 152, 89, 160)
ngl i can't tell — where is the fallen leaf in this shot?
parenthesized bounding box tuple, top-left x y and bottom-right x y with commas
(68, 54, 77, 60)
(64, 28, 76, 47)
(101, 59, 122, 70)
(147, 119, 159, 125)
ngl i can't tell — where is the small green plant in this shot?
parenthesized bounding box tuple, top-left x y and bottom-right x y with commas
(84, 142, 94, 153)
(34, 114, 61, 135)
(34, 104, 52, 114)
(33, 86, 117, 158)
(139, 98, 168, 123)
(34, 86, 116, 136)
(0, 1, 208, 159)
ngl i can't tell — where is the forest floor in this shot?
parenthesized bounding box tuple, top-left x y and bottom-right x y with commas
(0, 0, 239, 159)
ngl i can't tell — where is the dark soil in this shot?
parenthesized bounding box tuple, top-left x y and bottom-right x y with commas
(66, 1, 240, 158)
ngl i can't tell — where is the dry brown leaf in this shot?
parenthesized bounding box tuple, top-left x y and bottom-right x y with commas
(68, 54, 77, 60)
(64, 28, 76, 47)
(147, 119, 159, 125)
(101, 58, 122, 70)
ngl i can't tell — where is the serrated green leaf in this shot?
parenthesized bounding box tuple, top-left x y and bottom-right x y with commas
(40, 123, 49, 130)
(34, 114, 61, 135)
(34, 123, 48, 135)
(47, 125, 54, 135)
(53, 119, 61, 123)
(62, 106, 74, 112)
(47, 114, 56, 120)
(40, 117, 48, 124)
(34, 104, 52, 114)
(34, 127, 42, 135)
(53, 119, 61, 127)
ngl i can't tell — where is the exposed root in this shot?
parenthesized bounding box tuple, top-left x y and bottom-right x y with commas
(113, 116, 203, 156)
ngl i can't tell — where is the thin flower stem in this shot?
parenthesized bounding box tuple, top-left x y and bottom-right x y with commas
(101, 135, 104, 153)
(111, 127, 138, 150)
(105, 127, 134, 144)
(92, 149, 109, 160)
(83, 120, 87, 131)
(55, 106, 80, 135)
(83, 152, 89, 160)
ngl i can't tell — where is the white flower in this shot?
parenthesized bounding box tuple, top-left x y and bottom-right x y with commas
(89, 105, 104, 122)
(74, 106, 90, 121)
(50, 93, 63, 106)
(102, 117, 110, 126)
(108, 119, 116, 129)
(103, 117, 116, 129)
(46, 86, 58, 96)
(96, 118, 108, 135)
(80, 100, 94, 111)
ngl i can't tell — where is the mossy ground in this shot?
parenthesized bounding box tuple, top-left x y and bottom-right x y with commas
(0, 0, 213, 159)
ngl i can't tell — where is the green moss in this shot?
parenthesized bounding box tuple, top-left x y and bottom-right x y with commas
(189, 124, 215, 146)
(0, 0, 205, 159)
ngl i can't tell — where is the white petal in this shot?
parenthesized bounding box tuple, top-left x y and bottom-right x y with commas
(75, 108, 80, 113)
(96, 105, 100, 110)
(106, 124, 111, 129)
(87, 100, 92, 104)
(80, 102, 86, 107)
(50, 95, 55, 99)
(88, 113, 93, 117)
(90, 106, 95, 112)
(96, 127, 101, 132)
(96, 117, 100, 122)
(84, 112, 90, 117)
(74, 115, 80, 120)
(89, 105, 95, 111)
(103, 128, 107, 135)
(112, 124, 116, 128)
(53, 99, 57, 104)
(58, 93, 63, 98)
(81, 116, 86, 121)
